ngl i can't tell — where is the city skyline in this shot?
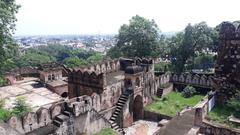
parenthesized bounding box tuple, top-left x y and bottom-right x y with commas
(15, 0, 240, 35)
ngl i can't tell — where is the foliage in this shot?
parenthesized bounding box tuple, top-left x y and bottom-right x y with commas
(154, 62, 172, 71)
(63, 57, 87, 68)
(193, 52, 214, 70)
(107, 15, 160, 58)
(0, 98, 11, 120)
(12, 96, 32, 117)
(87, 53, 103, 64)
(11, 44, 103, 69)
(168, 22, 218, 72)
(0, 108, 11, 120)
(15, 51, 56, 67)
(0, 0, 20, 74)
(93, 128, 117, 135)
(227, 92, 240, 118)
(145, 91, 203, 116)
(181, 85, 196, 98)
(207, 104, 239, 128)
(0, 76, 7, 86)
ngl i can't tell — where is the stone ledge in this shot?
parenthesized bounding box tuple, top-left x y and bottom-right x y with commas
(202, 119, 240, 133)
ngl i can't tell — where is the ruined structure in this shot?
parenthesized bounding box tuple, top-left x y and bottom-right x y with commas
(214, 21, 240, 102)
(0, 58, 171, 135)
(2, 21, 240, 134)
(66, 58, 165, 134)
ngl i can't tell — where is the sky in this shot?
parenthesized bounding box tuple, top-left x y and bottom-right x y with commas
(15, 0, 240, 35)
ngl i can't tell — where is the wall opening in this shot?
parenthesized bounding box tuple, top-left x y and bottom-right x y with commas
(133, 95, 143, 121)
(61, 92, 68, 98)
(136, 77, 140, 87)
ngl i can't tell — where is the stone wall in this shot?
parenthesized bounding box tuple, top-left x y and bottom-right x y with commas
(214, 22, 240, 102)
(73, 59, 120, 74)
(143, 110, 172, 122)
(171, 73, 213, 88)
(200, 120, 240, 135)
(68, 70, 105, 98)
(194, 95, 240, 135)
(5, 94, 101, 134)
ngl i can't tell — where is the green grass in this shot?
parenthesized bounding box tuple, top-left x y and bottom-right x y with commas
(145, 91, 204, 117)
(0, 108, 11, 120)
(207, 104, 239, 128)
(93, 128, 117, 135)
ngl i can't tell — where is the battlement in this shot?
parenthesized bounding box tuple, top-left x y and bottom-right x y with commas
(171, 73, 214, 88)
(71, 59, 120, 74)
(68, 69, 105, 88)
(6, 94, 95, 134)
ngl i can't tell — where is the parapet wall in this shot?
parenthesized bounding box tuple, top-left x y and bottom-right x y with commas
(6, 94, 101, 134)
(171, 73, 214, 88)
(194, 95, 240, 135)
(72, 59, 120, 74)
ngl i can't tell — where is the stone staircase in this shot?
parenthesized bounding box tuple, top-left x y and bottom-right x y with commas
(156, 88, 163, 97)
(53, 111, 72, 127)
(109, 91, 132, 135)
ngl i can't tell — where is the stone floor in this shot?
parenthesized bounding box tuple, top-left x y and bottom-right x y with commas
(124, 120, 160, 135)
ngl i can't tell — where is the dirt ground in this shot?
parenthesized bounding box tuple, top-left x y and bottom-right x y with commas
(124, 120, 160, 135)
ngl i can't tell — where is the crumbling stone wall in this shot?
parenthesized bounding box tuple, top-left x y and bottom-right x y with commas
(215, 22, 240, 102)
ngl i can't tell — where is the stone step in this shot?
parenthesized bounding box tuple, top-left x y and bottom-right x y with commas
(117, 102, 124, 106)
(121, 94, 128, 98)
(111, 123, 118, 127)
(120, 96, 128, 100)
(63, 111, 71, 117)
(113, 125, 120, 130)
(116, 108, 121, 112)
(118, 100, 126, 104)
(116, 106, 123, 109)
(109, 120, 114, 124)
(120, 96, 127, 99)
(113, 113, 118, 118)
(55, 114, 69, 123)
(53, 120, 61, 127)
(110, 116, 116, 121)
(113, 112, 120, 116)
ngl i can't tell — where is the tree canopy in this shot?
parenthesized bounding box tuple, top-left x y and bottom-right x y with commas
(107, 15, 160, 58)
(0, 0, 20, 73)
(168, 22, 218, 72)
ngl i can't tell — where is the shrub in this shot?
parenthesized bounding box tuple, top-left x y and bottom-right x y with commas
(227, 91, 240, 118)
(0, 98, 11, 120)
(162, 96, 168, 101)
(181, 85, 196, 98)
(12, 96, 32, 117)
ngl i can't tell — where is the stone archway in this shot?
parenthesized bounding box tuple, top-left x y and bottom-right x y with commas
(133, 95, 143, 121)
(61, 92, 68, 98)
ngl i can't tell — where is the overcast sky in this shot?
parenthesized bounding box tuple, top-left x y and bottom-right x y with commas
(15, 0, 240, 35)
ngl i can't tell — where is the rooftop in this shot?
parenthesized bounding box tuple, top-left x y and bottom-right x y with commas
(47, 80, 68, 87)
(106, 71, 125, 85)
(0, 78, 63, 110)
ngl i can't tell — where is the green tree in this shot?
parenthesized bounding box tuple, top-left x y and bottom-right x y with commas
(107, 15, 160, 58)
(87, 53, 103, 64)
(12, 96, 32, 117)
(193, 53, 214, 70)
(63, 57, 87, 68)
(169, 22, 218, 72)
(15, 51, 56, 67)
(0, 0, 20, 74)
